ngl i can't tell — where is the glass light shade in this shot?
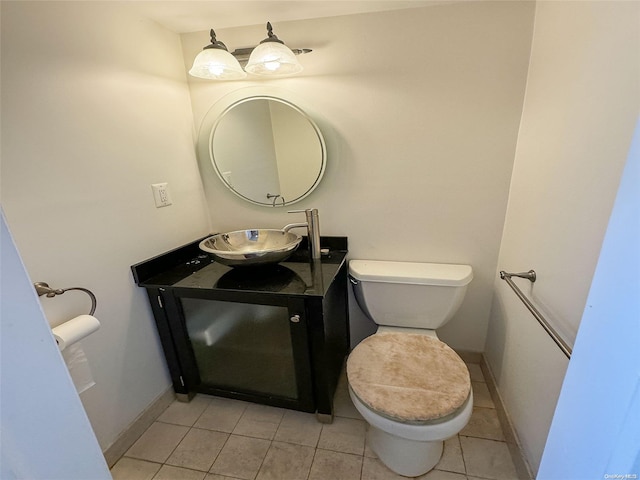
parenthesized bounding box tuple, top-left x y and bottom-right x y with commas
(189, 49, 246, 80)
(245, 42, 303, 77)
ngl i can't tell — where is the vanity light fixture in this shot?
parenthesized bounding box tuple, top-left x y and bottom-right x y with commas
(244, 22, 305, 77)
(190, 23, 311, 80)
(189, 29, 247, 80)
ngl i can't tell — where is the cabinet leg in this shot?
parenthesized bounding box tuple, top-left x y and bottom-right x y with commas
(316, 412, 334, 424)
(176, 391, 195, 403)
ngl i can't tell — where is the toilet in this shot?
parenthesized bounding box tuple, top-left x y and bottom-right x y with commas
(347, 259, 474, 477)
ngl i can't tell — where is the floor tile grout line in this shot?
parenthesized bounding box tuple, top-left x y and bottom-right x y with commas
(194, 397, 226, 450)
(160, 423, 190, 470)
(458, 434, 469, 477)
(459, 434, 512, 445)
(157, 422, 233, 474)
(250, 437, 272, 480)
(205, 427, 231, 475)
(116, 362, 522, 480)
(305, 447, 318, 480)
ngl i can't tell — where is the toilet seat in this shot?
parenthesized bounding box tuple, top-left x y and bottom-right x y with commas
(347, 332, 470, 424)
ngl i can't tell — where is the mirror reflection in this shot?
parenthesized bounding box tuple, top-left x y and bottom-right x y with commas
(209, 96, 326, 206)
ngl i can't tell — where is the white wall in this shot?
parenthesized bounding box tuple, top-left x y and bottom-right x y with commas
(485, 1, 640, 474)
(1, 212, 110, 480)
(182, 1, 536, 352)
(0, 1, 210, 450)
(538, 120, 640, 480)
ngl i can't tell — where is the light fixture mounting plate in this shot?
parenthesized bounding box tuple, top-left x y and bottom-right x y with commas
(231, 47, 312, 66)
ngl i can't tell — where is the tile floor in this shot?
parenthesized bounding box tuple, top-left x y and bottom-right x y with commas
(111, 363, 520, 480)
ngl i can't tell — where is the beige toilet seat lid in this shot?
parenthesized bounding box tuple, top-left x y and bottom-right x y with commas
(347, 332, 471, 423)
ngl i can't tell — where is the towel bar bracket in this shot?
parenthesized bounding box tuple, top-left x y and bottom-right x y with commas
(499, 269, 571, 359)
(499, 270, 536, 283)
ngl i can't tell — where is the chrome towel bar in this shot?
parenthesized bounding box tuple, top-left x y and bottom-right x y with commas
(499, 270, 572, 359)
(34, 282, 97, 316)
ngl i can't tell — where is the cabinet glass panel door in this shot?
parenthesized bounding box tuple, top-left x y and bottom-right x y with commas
(182, 298, 298, 400)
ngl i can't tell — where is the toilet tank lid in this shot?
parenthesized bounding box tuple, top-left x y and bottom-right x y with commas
(349, 260, 473, 286)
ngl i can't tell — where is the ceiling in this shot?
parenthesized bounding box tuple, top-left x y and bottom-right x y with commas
(129, 0, 447, 33)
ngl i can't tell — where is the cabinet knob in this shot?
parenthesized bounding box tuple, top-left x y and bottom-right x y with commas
(290, 314, 301, 323)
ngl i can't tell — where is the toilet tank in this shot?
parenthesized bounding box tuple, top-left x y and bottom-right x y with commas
(349, 260, 473, 329)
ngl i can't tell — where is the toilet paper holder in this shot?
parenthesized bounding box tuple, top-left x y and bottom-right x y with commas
(34, 282, 97, 315)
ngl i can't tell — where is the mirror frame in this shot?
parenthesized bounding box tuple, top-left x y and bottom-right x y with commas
(199, 92, 327, 207)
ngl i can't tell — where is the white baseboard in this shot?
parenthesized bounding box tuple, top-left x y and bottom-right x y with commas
(480, 355, 534, 480)
(102, 387, 175, 468)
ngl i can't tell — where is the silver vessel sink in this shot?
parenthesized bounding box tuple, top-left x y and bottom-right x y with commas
(199, 229, 303, 267)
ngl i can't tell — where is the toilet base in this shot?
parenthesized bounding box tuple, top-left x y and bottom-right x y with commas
(368, 425, 443, 477)
(348, 384, 472, 477)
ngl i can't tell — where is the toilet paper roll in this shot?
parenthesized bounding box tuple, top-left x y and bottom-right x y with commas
(52, 315, 100, 351)
(62, 342, 96, 394)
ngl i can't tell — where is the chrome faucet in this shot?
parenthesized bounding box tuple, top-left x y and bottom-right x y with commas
(283, 208, 321, 260)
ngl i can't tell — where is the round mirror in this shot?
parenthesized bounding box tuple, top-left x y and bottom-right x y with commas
(207, 96, 326, 206)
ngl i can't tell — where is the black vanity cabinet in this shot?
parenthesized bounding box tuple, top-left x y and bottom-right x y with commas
(131, 236, 349, 420)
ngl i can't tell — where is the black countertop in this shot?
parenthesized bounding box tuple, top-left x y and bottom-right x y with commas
(132, 236, 348, 297)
